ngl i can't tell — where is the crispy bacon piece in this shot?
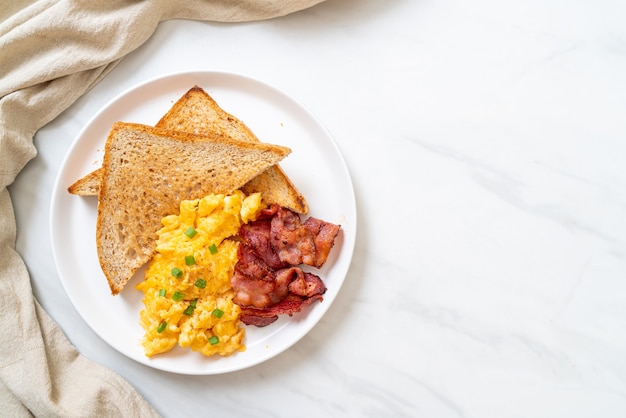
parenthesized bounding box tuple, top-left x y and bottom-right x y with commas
(232, 244, 326, 308)
(304, 216, 341, 267)
(239, 313, 278, 327)
(238, 219, 287, 269)
(239, 293, 325, 327)
(270, 207, 316, 266)
(231, 244, 290, 308)
(231, 205, 340, 327)
(288, 270, 327, 297)
(269, 205, 340, 268)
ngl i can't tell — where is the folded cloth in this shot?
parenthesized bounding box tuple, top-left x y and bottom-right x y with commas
(0, 1, 325, 416)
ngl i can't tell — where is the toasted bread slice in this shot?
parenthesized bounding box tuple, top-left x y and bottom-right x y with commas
(68, 167, 102, 195)
(97, 122, 291, 295)
(68, 86, 309, 214)
(157, 86, 308, 214)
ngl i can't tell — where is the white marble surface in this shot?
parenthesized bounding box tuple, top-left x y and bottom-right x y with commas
(9, 0, 626, 416)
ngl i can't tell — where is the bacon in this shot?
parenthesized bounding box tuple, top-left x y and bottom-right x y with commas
(288, 271, 326, 298)
(239, 313, 278, 327)
(232, 244, 326, 309)
(238, 219, 287, 269)
(271, 207, 317, 266)
(231, 205, 340, 327)
(231, 245, 290, 308)
(256, 204, 280, 219)
(304, 217, 341, 267)
(269, 205, 340, 268)
(239, 294, 325, 327)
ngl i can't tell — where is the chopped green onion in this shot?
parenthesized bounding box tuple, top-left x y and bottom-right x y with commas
(194, 278, 207, 289)
(172, 291, 184, 302)
(209, 243, 218, 254)
(183, 299, 198, 316)
(208, 335, 219, 345)
(185, 255, 195, 266)
(184, 226, 197, 238)
(158, 289, 166, 297)
(157, 321, 167, 333)
(171, 267, 183, 278)
(212, 308, 224, 318)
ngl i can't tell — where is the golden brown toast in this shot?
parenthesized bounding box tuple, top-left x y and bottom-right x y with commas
(68, 86, 308, 214)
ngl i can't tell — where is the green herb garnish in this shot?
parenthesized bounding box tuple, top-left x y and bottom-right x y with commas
(184, 226, 197, 239)
(183, 299, 198, 316)
(157, 321, 167, 333)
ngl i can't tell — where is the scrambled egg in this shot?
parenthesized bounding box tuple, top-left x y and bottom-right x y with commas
(136, 190, 262, 357)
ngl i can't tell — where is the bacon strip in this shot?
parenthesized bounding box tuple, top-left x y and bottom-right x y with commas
(232, 205, 340, 327)
(238, 219, 286, 269)
(239, 294, 325, 327)
(269, 205, 340, 268)
(231, 245, 295, 308)
(304, 216, 341, 267)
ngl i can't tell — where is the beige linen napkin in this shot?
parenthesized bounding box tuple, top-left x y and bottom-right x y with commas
(0, 1, 325, 416)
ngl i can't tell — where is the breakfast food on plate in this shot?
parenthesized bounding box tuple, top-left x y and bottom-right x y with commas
(96, 121, 291, 295)
(136, 191, 262, 357)
(158, 86, 309, 215)
(68, 85, 342, 359)
(68, 86, 309, 215)
(231, 204, 340, 327)
(137, 189, 340, 357)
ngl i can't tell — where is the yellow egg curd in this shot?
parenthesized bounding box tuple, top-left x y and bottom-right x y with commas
(136, 190, 262, 357)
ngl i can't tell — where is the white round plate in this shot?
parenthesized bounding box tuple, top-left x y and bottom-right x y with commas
(50, 70, 356, 375)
